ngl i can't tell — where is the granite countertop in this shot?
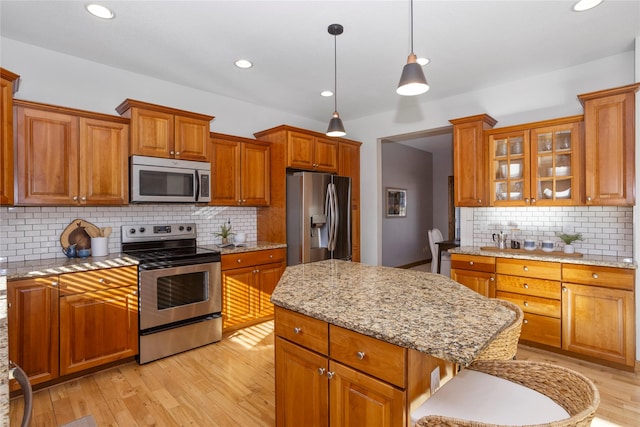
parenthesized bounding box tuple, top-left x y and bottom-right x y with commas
(451, 246, 637, 269)
(3, 242, 286, 281)
(271, 259, 515, 366)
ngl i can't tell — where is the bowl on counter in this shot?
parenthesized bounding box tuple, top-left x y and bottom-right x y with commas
(541, 241, 555, 252)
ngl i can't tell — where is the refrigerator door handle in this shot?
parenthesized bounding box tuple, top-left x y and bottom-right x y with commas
(331, 184, 339, 251)
(325, 183, 338, 252)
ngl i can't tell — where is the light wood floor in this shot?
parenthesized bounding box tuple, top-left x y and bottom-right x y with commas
(10, 321, 640, 426)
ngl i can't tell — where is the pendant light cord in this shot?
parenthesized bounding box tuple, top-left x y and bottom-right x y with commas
(333, 33, 338, 112)
(410, 0, 414, 54)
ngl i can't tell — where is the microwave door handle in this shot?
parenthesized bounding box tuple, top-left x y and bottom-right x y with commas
(194, 170, 200, 202)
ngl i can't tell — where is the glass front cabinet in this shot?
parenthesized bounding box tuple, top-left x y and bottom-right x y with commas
(488, 118, 582, 206)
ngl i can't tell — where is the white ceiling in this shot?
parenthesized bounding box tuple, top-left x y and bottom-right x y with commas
(1, 0, 638, 135)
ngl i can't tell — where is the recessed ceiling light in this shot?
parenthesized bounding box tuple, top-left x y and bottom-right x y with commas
(321, 90, 333, 97)
(572, 0, 604, 12)
(85, 4, 115, 19)
(417, 57, 430, 66)
(234, 59, 253, 69)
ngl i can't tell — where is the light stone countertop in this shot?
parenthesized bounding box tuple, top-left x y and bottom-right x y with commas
(200, 241, 287, 255)
(271, 259, 515, 367)
(450, 246, 637, 269)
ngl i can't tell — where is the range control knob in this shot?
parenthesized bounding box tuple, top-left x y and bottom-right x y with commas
(179, 226, 185, 231)
(139, 227, 146, 233)
(129, 228, 136, 234)
(186, 226, 192, 232)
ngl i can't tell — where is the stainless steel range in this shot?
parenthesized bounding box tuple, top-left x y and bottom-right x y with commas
(122, 223, 222, 364)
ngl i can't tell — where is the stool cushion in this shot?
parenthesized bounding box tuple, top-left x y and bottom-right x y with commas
(411, 368, 570, 425)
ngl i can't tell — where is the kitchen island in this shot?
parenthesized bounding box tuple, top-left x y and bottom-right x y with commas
(271, 260, 515, 427)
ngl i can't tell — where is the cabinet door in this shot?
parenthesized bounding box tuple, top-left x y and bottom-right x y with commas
(580, 84, 638, 206)
(275, 337, 329, 427)
(15, 106, 79, 205)
(129, 107, 174, 158)
(562, 283, 635, 367)
(174, 115, 210, 161)
(489, 130, 530, 205)
(450, 269, 495, 298)
(8, 277, 59, 390)
(530, 122, 581, 206)
(287, 131, 315, 169)
(450, 115, 496, 207)
(339, 142, 361, 262)
(79, 118, 129, 205)
(222, 266, 256, 329)
(313, 137, 339, 173)
(59, 284, 138, 375)
(255, 261, 285, 318)
(329, 361, 405, 427)
(211, 139, 241, 205)
(241, 142, 271, 206)
(0, 76, 14, 205)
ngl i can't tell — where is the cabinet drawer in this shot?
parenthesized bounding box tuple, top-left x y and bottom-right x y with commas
(496, 275, 561, 299)
(562, 264, 634, 291)
(497, 291, 561, 318)
(329, 325, 406, 388)
(222, 248, 286, 270)
(496, 258, 561, 281)
(521, 313, 561, 348)
(451, 254, 495, 273)
(275, 307, 328, 355)
(58, 265, 137, 295)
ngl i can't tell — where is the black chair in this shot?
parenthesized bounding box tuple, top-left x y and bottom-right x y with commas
(10, 361, 33, 427)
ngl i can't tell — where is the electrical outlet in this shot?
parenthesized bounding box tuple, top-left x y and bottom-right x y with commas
(430, 366, 440, 395)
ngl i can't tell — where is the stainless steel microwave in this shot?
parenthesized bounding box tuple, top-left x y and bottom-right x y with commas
(130, 155, 211, 203)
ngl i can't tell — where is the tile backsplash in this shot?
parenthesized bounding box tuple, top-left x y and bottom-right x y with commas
(465, 206, 633, 259)
(0, 205, 257, 263)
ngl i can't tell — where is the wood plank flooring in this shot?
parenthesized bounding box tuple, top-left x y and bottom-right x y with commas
(10, 321, 640, 426)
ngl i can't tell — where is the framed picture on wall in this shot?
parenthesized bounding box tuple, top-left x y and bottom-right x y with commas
(386, 188, 407, 217)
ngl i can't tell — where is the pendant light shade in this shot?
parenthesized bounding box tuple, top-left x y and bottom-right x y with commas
(397, 0, 429, 96)
(326, 24, 346, 137)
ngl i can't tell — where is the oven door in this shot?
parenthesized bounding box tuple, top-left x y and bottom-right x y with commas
(139, 262, 221, 331)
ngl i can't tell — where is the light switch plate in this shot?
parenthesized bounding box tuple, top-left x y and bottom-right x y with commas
(430, 366, 440, 395)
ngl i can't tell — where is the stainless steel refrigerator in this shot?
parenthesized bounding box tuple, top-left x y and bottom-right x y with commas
(286, 172, 351, 265)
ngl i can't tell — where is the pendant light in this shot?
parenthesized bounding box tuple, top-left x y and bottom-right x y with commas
(397, 0, 429, 96)
(326, 23, 346, 137)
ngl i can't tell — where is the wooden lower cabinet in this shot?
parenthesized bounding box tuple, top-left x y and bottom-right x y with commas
(561, 264, 635, 368)
(275, 307, 453, 427)
(8, 277, 60, 391)
(222, 248, 286, 331)
(450, 254, 495, 297)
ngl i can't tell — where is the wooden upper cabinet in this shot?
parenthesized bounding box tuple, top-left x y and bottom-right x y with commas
(450, 114, 497, 207)
(1, 68, 19, 205)
(116, 99, 214, 161)
(210, 132, 270, 206)
(339, 141, 361, 262)
(286, 129, 338, 173)
(578, 83, 640, 206)
(14, 100, 129, 206)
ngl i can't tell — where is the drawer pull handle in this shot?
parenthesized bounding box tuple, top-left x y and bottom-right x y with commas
(524, 301, 529, 307)
(237, 259, 242, 263)
(293, 327, 301, 334)
(523, 266, 529, 272)
(592, 273, 599, 279)
(269, 255, 273, 259)
(523, 319, 528, 324)
(356, 351, 365, 360)
(469, 261, 474, 266)
(318, 368, 326, 376)
(523, 284, 529, 289)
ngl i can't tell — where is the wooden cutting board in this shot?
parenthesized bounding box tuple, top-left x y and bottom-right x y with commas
(480, 246, 584, 258)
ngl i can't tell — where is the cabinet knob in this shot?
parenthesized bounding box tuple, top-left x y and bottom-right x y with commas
(176, 151, 181, 156)
(490, 277, 494, 282)
(530, 198, 536, 204)
(269, 255, 273, 259)
(524, 301, 529, 307)
(586, 196, 592, 202)
(356, 351, 365, 360)
(469, 261, 474, 265)
(523, 284, 529, 289)
(293, 327, 301, 334)
(562, 287, 568, 292)
(73, 196, 78, 201)
(477, 199, 482, 204)
(523, 266, 529, 272)
(237, 259, 242, 263)
(327, 371, 335, 380)
(523, 319, 529, 324)
(318, 368, 326, 376)
(170, 151, 175, 155)
(51, 281, 58, 287)
(592, 273, 599, 279)
(81, 196, 86, 201)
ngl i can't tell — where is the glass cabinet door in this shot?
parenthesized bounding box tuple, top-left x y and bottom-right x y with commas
(531, 122, 580, 205)
(489, 131, 528, 205)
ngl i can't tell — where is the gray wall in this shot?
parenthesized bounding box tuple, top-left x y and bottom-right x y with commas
(381, 142, 432, 267)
